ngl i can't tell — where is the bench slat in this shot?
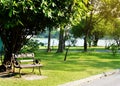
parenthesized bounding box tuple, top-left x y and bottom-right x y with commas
(15, 64, 43, 68)
(20, 60, 33, 62)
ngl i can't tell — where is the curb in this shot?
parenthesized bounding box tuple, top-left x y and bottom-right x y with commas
(58, 69, 120, 86)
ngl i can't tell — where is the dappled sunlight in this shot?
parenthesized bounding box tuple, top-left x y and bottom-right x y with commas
(0, 50, 120, 86)
(41, 52, 120, 74)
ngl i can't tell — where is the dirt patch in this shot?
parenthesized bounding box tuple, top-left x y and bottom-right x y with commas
(22, 75, 47, 80)
(0, 73, 47, 80)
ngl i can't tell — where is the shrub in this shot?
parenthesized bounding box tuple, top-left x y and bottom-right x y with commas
(110, 43, 118, 56)
(20, 39, 39, 53)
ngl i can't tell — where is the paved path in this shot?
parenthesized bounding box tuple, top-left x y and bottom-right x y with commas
(81, 72, 120, 86)
(59, 69, 120, 86)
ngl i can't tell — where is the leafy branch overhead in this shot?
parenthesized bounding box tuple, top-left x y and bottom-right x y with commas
(0, 0, 87, 63)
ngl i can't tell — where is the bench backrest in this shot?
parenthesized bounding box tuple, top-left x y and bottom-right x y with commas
(13, 53, 35, 63)
(15, 53, 34, 58)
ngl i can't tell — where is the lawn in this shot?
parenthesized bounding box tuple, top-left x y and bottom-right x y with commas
(0, 47, 120, 86)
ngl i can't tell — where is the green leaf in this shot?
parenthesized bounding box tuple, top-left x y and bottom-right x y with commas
(83, 0, 88, 5)
(9, 9, 13, 17)
(52, 2, 55, 7)
(18, 20, 24, 26)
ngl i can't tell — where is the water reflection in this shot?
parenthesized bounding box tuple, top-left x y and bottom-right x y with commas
(31, 38, 115, 47)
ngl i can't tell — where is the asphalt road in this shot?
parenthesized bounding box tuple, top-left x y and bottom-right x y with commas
(81, 72, 120, 86)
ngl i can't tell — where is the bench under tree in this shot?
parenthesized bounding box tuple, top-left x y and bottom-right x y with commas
(12, 53, 43, 77)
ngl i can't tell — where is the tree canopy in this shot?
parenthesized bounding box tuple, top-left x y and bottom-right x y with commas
(0, 0, 87, 63)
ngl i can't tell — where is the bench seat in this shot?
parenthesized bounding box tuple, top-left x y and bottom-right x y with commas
(15, 64, 43, 68)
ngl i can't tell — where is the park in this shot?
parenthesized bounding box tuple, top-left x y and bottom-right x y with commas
(0, 0, 120, 86)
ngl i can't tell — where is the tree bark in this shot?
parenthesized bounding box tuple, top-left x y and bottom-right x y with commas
(93, 38, 99, 46)
(83, 3, 93, 51)
(64, 47, 69, 61)
(57, 27, 64, 53)
(84, 36, 87, 52)
(0, 27, 29, 64)
(47, 28, 51, 52)
(3, 50, 12, 64)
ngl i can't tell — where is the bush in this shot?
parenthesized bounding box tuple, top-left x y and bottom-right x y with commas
(110, 43, 118, 56)
(39, 42, 44, 46)
(20, 39, 39, 53)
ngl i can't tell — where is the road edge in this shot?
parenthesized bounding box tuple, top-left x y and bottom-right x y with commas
(58, 69, 120, 86)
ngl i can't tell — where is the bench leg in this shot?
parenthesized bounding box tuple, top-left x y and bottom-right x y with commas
(32, 67, 35, 73)
(39, 67, 41, 75)
(19, 68, 21, 77)
(13, 67, 15, 73)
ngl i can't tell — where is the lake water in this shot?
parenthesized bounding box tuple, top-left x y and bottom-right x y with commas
(32, 38, 116, 47)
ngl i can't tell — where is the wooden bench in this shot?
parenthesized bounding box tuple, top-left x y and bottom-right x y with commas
(12, 53, 43, 77)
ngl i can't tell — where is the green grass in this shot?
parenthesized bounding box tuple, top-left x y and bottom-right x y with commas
(0, 48, 120, 86)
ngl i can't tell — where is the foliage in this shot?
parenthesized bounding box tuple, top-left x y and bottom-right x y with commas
(52, 0, 87, 53)
(20, 39, 39, 53)
(70, 38, 77, 46)
(71, 0, 120, 48)
(71, 18, 86, 38)
(111, 19, 120, 47)
(91, 19, 114, 46)
(97, 0, 120, 47)
(99, 0, 120, 20)
(71, 0, 102, 51)
(0, 0, 49, 63)
(40, 0, 87, 26)
(110, 43, 118, 56)
(0, 0, 86, 62)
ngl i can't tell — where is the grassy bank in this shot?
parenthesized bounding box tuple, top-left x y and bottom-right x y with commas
(0, 48, 120, 86)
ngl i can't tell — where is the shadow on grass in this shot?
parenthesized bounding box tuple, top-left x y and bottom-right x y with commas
(39, 51, 120, 73)
(43, 60, 120, 72)
(0, 73, 17, 78)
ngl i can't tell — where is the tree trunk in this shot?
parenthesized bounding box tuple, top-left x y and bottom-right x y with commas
(64, 47, 69, 61)
(47, 28, 51, 52)
(88, 37, 92, 47)
(0, 27, 28, 64)
(84, 2, 94, 51)
(84, 36, 87, 52)
(0, 30, 13, 64)
(3, 50, 12, 64)
(93, 38, 99, 46)
(57, 28, 64, 53)
(63, 36, 66, 50)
